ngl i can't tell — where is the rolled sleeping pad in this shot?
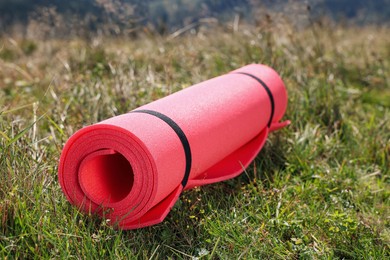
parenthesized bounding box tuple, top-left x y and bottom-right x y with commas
(58, 64, 290, 229)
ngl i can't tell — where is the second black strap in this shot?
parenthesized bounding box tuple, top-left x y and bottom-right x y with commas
(233, 72, 275, 128)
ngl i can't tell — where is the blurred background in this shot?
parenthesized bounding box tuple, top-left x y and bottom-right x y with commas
(1, 0, 389, 38)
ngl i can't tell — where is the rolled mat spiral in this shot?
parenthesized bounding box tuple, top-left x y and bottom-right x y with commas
(58, 64, 290, 229)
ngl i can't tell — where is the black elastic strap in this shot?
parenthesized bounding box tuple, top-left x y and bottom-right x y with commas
(131, 109, 192, 187)
(233, 72, 275, 128)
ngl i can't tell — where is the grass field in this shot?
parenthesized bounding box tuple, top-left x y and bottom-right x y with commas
(0, 23, 389, 258)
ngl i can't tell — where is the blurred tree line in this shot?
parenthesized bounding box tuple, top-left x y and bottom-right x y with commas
(0, 0, 389, 37)
(321, 0, 390, 24)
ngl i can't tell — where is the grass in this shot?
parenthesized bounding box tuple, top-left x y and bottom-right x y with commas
(0, 22, 389, 258)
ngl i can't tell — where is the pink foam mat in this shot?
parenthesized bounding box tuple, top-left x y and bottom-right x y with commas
(58, 64, 289, 229)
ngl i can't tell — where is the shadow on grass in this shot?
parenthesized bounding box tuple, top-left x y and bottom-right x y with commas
(116, 131, 290, 252)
